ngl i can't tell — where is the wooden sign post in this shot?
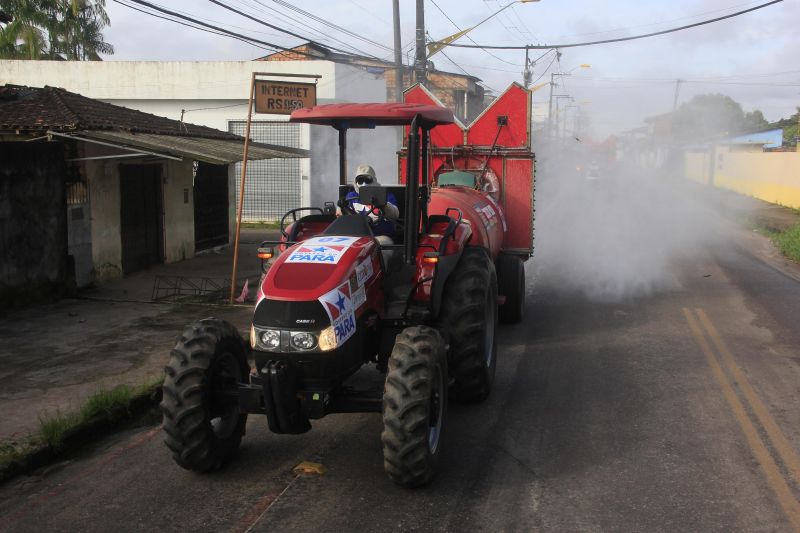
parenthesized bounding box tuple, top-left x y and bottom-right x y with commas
(229, 72, 320, 305)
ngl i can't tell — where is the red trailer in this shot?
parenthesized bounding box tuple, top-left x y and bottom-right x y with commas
(400, 83, 535, 258)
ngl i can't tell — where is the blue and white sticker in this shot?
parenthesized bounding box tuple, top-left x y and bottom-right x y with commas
(285, 236, 359, 265)
(318, 280, 357, 345)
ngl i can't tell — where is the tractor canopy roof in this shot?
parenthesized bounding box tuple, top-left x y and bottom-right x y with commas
(289, 103, 454, 128)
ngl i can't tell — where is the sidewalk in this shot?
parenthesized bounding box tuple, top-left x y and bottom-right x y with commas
(0, 228, 277, 442)
(700, 185, 800, 232)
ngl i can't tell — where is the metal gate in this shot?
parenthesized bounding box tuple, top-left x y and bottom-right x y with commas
(193, 162, 229, 251)
(229, 120, 302, 221)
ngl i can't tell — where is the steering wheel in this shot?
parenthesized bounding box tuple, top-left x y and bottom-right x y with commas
(337, 197, 357, 215)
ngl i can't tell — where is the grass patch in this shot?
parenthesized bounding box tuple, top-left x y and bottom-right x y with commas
(0, 377, 163, 479)
(772, 223, 800, 262)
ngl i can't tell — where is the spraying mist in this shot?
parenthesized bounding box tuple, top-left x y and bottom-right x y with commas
(531, 137, 731, 302)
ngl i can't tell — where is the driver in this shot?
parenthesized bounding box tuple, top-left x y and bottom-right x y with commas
(342, 164, 399, 239)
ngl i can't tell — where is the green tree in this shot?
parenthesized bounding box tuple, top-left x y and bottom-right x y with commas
(672, 93, 768, 140)
(0, 0, 50, 59)
(0, 0, 112, 60)
(771, 107, 800, 146)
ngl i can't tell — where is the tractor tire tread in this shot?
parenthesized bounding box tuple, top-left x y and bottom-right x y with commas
(161, 318, 248, 473)
(382, 326, 447, 488)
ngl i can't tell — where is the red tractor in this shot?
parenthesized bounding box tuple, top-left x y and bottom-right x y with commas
(161, 85, 534, 487)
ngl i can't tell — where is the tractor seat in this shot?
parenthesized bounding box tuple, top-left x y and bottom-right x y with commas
(323, 215, 397, 269)
(322, 214, 374, 237)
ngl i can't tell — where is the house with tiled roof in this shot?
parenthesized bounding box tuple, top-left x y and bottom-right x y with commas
(0, 85, 307, 297)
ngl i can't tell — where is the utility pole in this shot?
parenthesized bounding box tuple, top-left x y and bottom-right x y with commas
(523, 47, 531, 88)
(547, 73, 556, 137)
(414, 0, 426, 86)
(393, 0, 403, 102)
(672, 79, 684, 111)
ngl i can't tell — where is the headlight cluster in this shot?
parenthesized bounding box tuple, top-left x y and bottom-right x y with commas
(250, 325, 338, 353)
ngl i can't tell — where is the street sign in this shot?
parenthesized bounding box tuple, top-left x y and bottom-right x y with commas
(254, 80, 316, 114)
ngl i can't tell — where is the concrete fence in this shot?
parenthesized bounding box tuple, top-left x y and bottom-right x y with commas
(685, 144, 800, 209)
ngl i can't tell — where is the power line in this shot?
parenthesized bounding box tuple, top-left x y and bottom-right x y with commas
(429, 0, 519, 66)
(208, 0, 383, 61)
(443, 0, 783, 50)
(112, 0, 390, 69)
(553, 0, 767, 40)
(234, 0, 384, 59)
(529, 50, 558, 86)
(115, 0, 275, 51)
(264, 0, 394, 53)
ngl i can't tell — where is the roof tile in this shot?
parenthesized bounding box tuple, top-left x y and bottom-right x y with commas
(0, 85, 240, 140)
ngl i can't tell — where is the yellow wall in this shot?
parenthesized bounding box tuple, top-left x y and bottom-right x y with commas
(684, 146, 800, 209)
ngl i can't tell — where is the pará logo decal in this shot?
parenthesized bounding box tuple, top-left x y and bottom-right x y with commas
(318, 280, 357, 345)
(285, 236, 359, 264)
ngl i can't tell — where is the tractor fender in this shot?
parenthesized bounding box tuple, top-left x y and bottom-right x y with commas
(430, 247, 463, 319)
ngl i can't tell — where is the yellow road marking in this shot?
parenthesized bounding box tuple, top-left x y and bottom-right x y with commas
(683, 308, 800, 530)
(696, 308, 800, 488)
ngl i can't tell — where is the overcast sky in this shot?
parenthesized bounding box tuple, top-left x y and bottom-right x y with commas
(103, 0, 800, 137)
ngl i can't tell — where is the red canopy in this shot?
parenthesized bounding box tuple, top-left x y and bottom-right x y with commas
(290, 102, 454, 127)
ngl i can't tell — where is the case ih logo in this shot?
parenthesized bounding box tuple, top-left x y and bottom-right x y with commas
(285, 237, 359, 265)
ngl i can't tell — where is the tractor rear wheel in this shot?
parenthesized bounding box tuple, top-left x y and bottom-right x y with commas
(438, 246, 498, 402)
(497, 253, 525, 324)
(161, 318, 249, 472)
(382, 326, 448, 488)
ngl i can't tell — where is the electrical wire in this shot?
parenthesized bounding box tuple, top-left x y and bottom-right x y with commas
(554, 0, 768, 40)
(264, 0, 394, 53)
(234, 0, 385, 59)
(529, 50, 558, 86)
(208, 0, 384, 61)
(115, 0, 276, 51)
(443, 0, 784, 50)
(429, 0, 519, 66)
(113, 0, 393, 70)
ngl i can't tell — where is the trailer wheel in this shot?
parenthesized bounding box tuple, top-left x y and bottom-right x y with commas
(438, 247, 498, 402)
(382, 326, 448, 488)
(497, 253, 525, 324)
(161, 318, 249, 472)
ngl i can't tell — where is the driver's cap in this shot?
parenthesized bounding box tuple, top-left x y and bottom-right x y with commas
(355, 164, 376, 180)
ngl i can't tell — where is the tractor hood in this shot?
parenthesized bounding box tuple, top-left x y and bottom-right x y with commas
(260, 236, 377, 302)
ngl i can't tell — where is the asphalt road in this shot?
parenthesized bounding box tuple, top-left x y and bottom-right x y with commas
(2, 216, 800, 531)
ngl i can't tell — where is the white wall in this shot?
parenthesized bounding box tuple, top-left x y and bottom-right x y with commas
(162, 159, 195, 263)
(84, 153, 122, 282)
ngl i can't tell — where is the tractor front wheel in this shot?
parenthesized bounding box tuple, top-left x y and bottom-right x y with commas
(382, 326, 448, 488)
(161, 318, 249, 472)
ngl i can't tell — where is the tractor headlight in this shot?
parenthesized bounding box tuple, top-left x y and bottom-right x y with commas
(318, 326, 337, 352)
(291, 331, 317, 350)
(260, 329, 281, 350)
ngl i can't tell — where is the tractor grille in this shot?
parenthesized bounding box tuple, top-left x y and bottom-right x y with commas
(253, 298, 330, 330)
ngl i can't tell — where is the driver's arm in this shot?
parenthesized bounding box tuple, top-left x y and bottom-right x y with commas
(383, 192, 399, 220)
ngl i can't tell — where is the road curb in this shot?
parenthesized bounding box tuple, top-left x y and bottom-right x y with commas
(0, 386, 162, 485)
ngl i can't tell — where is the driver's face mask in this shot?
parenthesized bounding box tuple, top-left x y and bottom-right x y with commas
(355, 175, 373, 193)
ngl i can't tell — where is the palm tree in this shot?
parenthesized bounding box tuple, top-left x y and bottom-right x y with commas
(52, 0, 113, 60)
(0, 0, 50, 59)
(0, 0, 113, 60)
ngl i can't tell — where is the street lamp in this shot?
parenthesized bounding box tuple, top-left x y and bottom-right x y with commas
(427, 0, 540, 58)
